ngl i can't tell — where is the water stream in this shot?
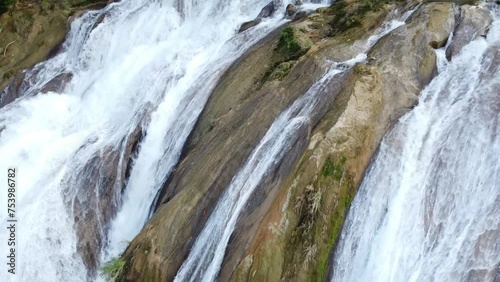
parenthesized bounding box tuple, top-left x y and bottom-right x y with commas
(331, 5, 500, 282)
(0, 0, 307, 280)
(174, 8, 416, 281)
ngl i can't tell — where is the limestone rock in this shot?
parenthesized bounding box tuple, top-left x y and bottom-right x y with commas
(425, 3, 456, 48)
(239, 18, 262, 33)
(40, 72, 73, 93)
(232, 3, 458, 282)
(286, 4, 298, 18)
(257, 1, 275, 18)
(446, 5, 492, 60)
(120, 25, 325, 282)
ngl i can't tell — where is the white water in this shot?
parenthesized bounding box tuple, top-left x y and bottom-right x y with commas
(174, 8, 416, 281)
(0, 0, 312, 281)
(332, 5, 500, 282)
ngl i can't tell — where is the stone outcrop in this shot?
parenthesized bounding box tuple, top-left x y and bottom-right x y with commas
(118, 1, 461, 281)
(286, 4, 298, 18)
(233, 3, 457, 281)
(118, 1, 428, 281)
(446, 4, 492, 59)
(0, 0, 108, 106)
(63, 121, 145, 278)
(119, 24, 328, 281)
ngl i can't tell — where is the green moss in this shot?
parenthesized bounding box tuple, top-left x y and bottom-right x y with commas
(281, 153, 356, 282)
(12, 12, 34, 37)
(328, 0, 406, 36)
(314, 179, 355, 282)
(100, 258, 127, 282)
(276, 27, 306, 61)
(268, 61, 296, 81)
(328, 1, 361, 36)
(260, 27, 310, 85)
(322, 156, 347, 180)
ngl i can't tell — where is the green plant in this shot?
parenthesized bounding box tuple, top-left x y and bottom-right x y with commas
(321, 157, 346, 180)
(277, 27, 303, 58)
(0, 0, 16, 14)
(100, 258, 126, 282)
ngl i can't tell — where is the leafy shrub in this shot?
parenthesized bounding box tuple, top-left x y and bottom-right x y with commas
(0, 0, 16, 14)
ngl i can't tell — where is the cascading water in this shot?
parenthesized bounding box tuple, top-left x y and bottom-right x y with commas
(0, 0, 312, 281)
(331, 4, 500, 282)
(174, 8, 417, 281)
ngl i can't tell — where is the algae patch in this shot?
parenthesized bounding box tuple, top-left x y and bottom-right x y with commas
(261, 27, 311, 84)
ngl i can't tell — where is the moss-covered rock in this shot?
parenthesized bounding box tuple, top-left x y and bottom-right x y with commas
(119, 1, 467, 282)
(232, 3, 456, 282)
(0, 0, 108, 91)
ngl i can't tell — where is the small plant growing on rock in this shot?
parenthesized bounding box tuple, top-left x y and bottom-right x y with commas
(322, 157, 346, 180)
(277, 27, 302, 58)
(0, 0, 16, 14)
(100, 258, 126, 282)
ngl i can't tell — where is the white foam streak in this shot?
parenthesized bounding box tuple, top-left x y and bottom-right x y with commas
(332, 6, 500, 282)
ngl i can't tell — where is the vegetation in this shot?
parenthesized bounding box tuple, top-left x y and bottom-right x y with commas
(282, 153, 355, 282)
(322, 156, 347, 180)
(327, 0, 406, 36)
(276, 27, 306, 61)
(268, 61, 296, 81)
(261, 27, 310, 84)
(0, 0, 16, 14)
(100, 258, 127, 282)
(314, 179, 354, 282)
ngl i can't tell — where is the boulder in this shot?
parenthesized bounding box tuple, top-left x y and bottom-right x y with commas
(446, 5, 492, 60)
(233, 3, 458, 282)
(292, 11, 308, 22)
(238, 18, 262, 33)
(40, 72, 73, 93)
(257, 1, 275, 18)
(286, 4, 298, 18)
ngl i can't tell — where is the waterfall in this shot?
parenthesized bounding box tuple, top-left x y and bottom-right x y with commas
(174, 8, 417, 281)
(331, 5, 500, 282)
(0, 0, 306, 281)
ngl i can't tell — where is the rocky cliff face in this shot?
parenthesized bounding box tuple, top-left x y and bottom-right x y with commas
(119, 1, 491, 281)
(1, 0, 492, 281)
(0, 0, 108, 103)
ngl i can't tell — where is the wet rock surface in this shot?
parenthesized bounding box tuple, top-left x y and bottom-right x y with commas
(64, 122, 145, 277)
(446, 5, 492, 60)
(40, 72, 74, 93)
(0, 0, 108, 107)
(231, 2, 459, 282)
(120, 25, 326, 281)
(1, 0, 481, 281)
